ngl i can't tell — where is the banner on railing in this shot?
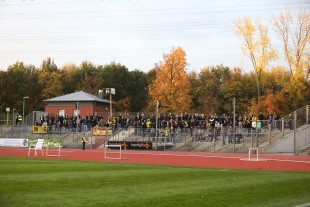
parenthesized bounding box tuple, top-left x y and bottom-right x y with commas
(108, 141, 152, 150)
(0, 138, 28, 147)
(92, 127, 112, 136)
(32, 126, 48, 134)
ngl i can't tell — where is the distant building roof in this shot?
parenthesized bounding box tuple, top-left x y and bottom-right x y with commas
(44, 91, 110, 103)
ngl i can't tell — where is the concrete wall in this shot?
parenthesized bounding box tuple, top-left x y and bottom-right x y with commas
(262, 124, 310, 154)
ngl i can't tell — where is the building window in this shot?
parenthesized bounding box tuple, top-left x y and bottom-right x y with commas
(58, 109, 65, 117)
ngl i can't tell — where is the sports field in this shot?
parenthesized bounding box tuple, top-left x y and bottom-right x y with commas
(0, 148, 310, 207)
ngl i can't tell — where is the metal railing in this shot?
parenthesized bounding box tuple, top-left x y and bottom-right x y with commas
(1, 105, 309, 154)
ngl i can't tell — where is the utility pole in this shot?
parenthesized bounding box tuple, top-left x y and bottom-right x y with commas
(23, 96, 29, 126)
(155, 100, 159, 151)
(12, 108, 15, 125)
(23, 96, 29, 137)
(76, 101, 79, 148)
(233, 97, 236, 153)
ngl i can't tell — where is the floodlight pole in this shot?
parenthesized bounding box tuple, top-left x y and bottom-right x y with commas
(6, 108, 10, 125)
(106, 88, 115, 118)
(110, 93, 112, 118)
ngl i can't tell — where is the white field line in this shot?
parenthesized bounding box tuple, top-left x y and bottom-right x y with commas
(121, 151, 310, 164)
(123, 151, 245, 159)
(293, 203, 310, 207)
(266, 158, 310, 164)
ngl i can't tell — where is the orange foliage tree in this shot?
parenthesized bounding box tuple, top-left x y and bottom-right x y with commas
(273, 10, 310, 109)
(235, 18, 277, 103)
(251, 67, 292, 116)
(148, 47, 191, 112)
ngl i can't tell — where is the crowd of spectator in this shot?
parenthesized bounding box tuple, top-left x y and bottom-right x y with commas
(35, 111, 280, 137)
(132, 111, 279, 130)
(36, 113, 130, 132)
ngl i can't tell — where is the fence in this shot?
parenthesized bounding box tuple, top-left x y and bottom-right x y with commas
(119, 105, 309, 154)
(124, 122, 271, 152)
(0, 105, 309, 154)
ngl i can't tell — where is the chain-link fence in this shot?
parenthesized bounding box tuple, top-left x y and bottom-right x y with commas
(1, 105, 309, 154)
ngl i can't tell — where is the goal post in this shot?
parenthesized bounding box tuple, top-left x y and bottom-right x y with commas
(104, 144, 122, 160)
(240, 147, 266, 161)
(102, 127, 127, 160)
(248, 147, 259, 161)
(45, 140, 63, 157)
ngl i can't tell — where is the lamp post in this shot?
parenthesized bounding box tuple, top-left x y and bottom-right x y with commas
(12, 108, 15, 125)
(105, 88, 115, 118)
(6, 108, 10, 125)
(23, 96, 29, 126)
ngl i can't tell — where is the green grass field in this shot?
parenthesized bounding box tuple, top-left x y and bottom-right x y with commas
(0, 156, 309, 207)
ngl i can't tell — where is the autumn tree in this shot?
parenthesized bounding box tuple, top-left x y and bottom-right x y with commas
(61, 63, 79, 94)
(235, 18, 277, 103)
(38, 70, 64, 100)
(251, 67, 292, 115)
(38, 58, 64, 100)
(0, 71, 4, 110)
(195, 65, 230, 114)
(41, 57, 58, 72)
(148, 47, 191, 112)
(273, 10, 310, 108)
(76, 61, 103, 95)
(221, 67, 257, 114)
(1, 62, 40, 113)
(273, 10, 310, 76)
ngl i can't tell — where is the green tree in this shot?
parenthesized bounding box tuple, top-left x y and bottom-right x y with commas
(38, 70, 64, 100)
(221, 67, 256, 114)
(127, 70, 148, 112)
(76, 61, 102, 95)
(41, 57, 58, 72)
(196, 65, 230, 115)
(101, 62, 131, 103)
(188, 71, 200, 112)
(61, 63, 79, 94)
(38, 58, 64, 100)
(1, 62, 39, 114)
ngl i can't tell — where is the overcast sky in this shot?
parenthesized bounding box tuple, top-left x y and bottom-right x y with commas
(0, 0, 309, 73)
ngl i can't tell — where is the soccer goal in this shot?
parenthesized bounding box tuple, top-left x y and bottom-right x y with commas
(240, 147, 266, 161)
(104, 144, 125, 160)
(45, 141, 62, 157)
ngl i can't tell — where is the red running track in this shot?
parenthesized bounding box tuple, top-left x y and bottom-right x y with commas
(1, 147, 310, 172)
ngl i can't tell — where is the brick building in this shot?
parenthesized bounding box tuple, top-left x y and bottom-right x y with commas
(44, 91, 111, 118)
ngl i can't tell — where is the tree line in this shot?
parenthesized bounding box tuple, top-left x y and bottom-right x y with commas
(0, 10, 309, 120)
